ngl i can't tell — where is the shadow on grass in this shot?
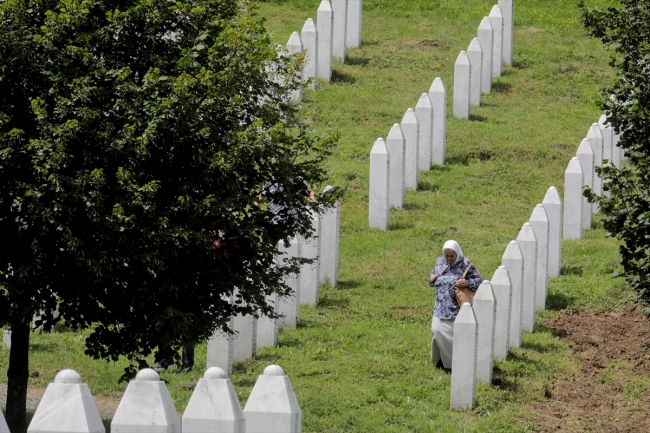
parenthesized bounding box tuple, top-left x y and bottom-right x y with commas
(29, 342, 58, 352)
(316, 295, 350, 310)
(389, 220, 415, 230)
(403, 202, 427, 211)
(446, 150, 493, 166)
(428, 164, 450, 172)
(346, 55, 370, 66)
(491, 81, 512, 93)
(491, 364, 518, 392)
(520, 337, 564, 354)
(278, 333, 304, 348)
(252, 352, 279, 362)
(331, 69, 357, 84)
(417, 180, 440, 192)
(232, 376, 257, 388)
(546, 290, 576, 310)
(469, 114, 489, 122)
(336, 280, 362, 290)
(560, 264, 583, 276)
(360, 39, 379, 46)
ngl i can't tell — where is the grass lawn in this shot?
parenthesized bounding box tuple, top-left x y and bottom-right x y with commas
(1, 0, 635, 431)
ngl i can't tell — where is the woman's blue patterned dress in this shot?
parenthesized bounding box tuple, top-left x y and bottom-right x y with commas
(429, 256, 483, 319)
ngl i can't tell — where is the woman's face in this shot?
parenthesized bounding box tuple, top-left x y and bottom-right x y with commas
(444, 249, 457, 264)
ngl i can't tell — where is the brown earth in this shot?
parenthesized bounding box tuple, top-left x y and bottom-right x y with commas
(531, 306, 650, 432)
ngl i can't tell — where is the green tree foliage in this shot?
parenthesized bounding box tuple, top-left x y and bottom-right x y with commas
(0, 0, 335, 429)
(580, 1, 650, 313)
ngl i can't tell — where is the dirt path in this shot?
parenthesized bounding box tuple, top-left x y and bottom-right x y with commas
(531, 306, 650, 432)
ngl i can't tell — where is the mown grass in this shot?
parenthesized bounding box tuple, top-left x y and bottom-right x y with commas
(0, 0, 634, 431)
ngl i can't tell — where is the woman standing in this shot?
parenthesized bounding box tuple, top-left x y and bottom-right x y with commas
(428, 240, 483, 369)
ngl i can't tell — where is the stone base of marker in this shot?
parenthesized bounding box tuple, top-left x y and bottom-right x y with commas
(450, 303, 477, 410)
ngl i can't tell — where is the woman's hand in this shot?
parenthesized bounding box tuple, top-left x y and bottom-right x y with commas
(429, 274, 437, 283)
(455, 278, 469, 288)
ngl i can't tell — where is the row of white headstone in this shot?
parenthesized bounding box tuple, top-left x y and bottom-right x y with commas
(449, 185, 563, 409)
(453, 0, 514, 119)
(563, 115, 624, 240)
(5, 365, 301, 433)
(285, 0, 362, 94)
(207, 191, 340, 377)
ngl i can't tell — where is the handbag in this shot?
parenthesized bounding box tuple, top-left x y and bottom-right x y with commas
(452, 263, 475, 306)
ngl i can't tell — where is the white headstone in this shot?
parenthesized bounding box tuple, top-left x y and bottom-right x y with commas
(183, 367, 245, 433)
(563, 157, 584, 240)
(502, 241, 523, 348)
(576, 138, 594, 230)
(369, 138, 390, 229)
(208, 297, 235, 377)
(450, 303, 477, 410)
(300, 213, 321, 306)
(386, 123, 405, 209)
(473, 281, 496, 383)
(498, 0, 513, 65)
(489, 6, 503, 77)
(346, 0, 361, 48)
(467, 38, 483, 107)
(28, 370, 104, 433)
(517, 222, 537, 333)
(319, 188, 340, 286)
(331, 0, 347, 63)
(243, 365, 301, 433)
(453, 51, 471, 119)
(301, 19, 318, 88)
(256, 293, 278, 350)
(0, 403, 7, 433)
(278, 237, 301, 328)
(478, 17, 494, 94)
(598, 114, 614, 166)
(415, 93, 433, 170)
(233, 311, 256, 362)
(543, 186, 562, 277)
(317, 0, 333, 82)
(3, 328, 10, 349)
(529, 204, 549, 311)
(490, 266, 512, 360)
(429, 78, 447, 165)
(611, 122, 622, 167)
(587, 123, 604, 213)
(112, 369, 181, 433)
(401, 108, 419, 190)
(286, 32, 304, 102)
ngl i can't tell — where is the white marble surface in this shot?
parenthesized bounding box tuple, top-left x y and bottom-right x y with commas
(478, 17, 493, 94)
(256, 293, 278, 350)
(0, 404, 7, 433)
(473, 281, 496, 383)
(543, 186, 562, 277)
(429, 77, 446, 165)
(286, 32, 304, 102)
(346, 0, 361, 48)
(490, 266, 512, 360)
(415, 93, 432, 170)
(517, 223, 537, 333)
(386, 123, 405, 209)
(233, 312, 256, 362)
(498, 0, 513, 65)
(300, 213, 321, 306)
(208, 299, 235, 377)
(317, 0, 333, 82)
(598, 114, 614, 165)
(611, 118, 622, 167)
(28, 370, 104, 433)
(467, 38, 483, 107)
(453, 51, 471, 119)
(450, 303, 477, 410)
(331, 0, 347, 63)
(489, 6, 503, 77)
(319, 192, 340, 286)
(183, 368, 245, 433)
(564, 157, 584, 240)
(278, 237, 301, 328)
(112, 369, 181, 433)
(243, 365, 302, 433)
(401, 108, 419, 190)
(576, 138, 594, 230)
(502, 241, 523, 348)
(587, 123, 604, 213)
(3, 328, 10, 349)
(529, 204, 549, 311)
(369, 138, 390, 229)
(301, 19, 318, 88)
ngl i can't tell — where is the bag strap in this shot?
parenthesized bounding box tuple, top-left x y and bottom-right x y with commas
(460, 263, 473, 280)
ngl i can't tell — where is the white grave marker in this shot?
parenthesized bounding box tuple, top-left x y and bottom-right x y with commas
(319, 186, 340, 286)
(576, 138, 594, 230)
(587, 123, 604, 213)
(208, 296, 235, 377)
(467, 39, 483, 107)
(543, 186, 562, 277)
(415, 93, 433, 170)
(301, 19, 318, 88)
(233, 311, 256, 362)
(429, 77, 447, 165)
(453, 51, 471, 119)
(331, 0, 347, 63)
(502, 241, 523, 348)
(450, 303, 477, 410)
(489, 6, 504, 77)
(401, 108, 419, 190)
(183, 367, 245, 433)
(386, 123, 405, 209)
(517, 223, 537, 333)
(256, 293, 278, 350)
(490, 266, 512, 360)
(563, 157, 584, 240)
(529, 204, 549, 311)
(473, 281, 496, 383)
(346, 0, 362, 48)
(286, 32, 304, 102)
(369, 138, 390, 229)
(478, 17, 494, 94)
(498, 0, 513, 65)
(3, 328, 10, 349)
(598, 114, 614, 166)
(278, 237, 301, 327)
(300, 213, 321, 306)
(611, 121, 622, 167)
(317, 0, 333, 82)
(0, 404, 7, 433)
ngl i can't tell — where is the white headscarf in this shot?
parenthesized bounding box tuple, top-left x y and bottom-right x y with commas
(442, 240, 464, 264)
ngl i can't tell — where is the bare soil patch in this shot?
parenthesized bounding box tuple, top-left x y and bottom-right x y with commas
(531, 306, 650, 432)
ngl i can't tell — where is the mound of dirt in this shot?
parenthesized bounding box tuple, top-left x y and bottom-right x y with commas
(530, 306, 650, 432)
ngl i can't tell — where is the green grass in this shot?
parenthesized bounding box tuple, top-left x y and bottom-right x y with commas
(0, 0, 635, 431)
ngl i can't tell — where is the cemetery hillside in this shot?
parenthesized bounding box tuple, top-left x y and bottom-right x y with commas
(2, 0, 650, 432)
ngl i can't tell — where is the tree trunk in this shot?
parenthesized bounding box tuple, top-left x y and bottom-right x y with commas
(6, 321, 29, 433)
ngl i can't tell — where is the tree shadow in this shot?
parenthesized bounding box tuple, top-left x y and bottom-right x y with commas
(545, 290, 576, 310)
(491, 364, 519, 392)
(560, 264, 583, 276)
(491, 81, 512, 94)
(417, 180, 440, 192)
(278, 332, 303, 348)
(29, 343, 58, 352)
(331, 69, 357, 84)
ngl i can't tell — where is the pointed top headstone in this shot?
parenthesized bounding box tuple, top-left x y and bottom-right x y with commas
(566, 156, 583, 174)
(416, 93, 432, 108)
(474, 280, 495, 302)
(503, 240, 523, 260)
(479, 16, 494, 31)
(371, 137, 388, 154)
(302, 18, 316, 32)
(543, 186, 561, 204)
(531, 203, 549, 222)
(577, 138, 594, 156)
(286, 31, 303, 54)
(387, 123, 404, 140)
(430, 76, 446, 93)
(489, 4, 503, 18)
(455, 302, 477, 324)
(402, 108, 417, 124)
(317, 0, 332, 12)
(455, 50, 470, 66)
(587, 123, 603, 139)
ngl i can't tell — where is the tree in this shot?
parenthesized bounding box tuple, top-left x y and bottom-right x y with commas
(579, 1, 650, 316)
(0, 0, 336, 430)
